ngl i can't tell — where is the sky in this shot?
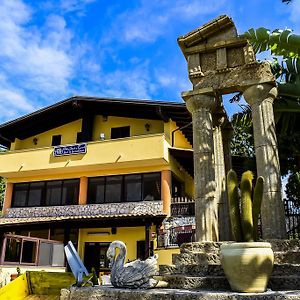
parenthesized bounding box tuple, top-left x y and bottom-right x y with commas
(0, 0, 300, 124)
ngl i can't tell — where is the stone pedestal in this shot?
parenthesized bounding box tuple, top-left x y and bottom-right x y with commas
(183, 91, 218, 241)
(243, 83, 286, 239)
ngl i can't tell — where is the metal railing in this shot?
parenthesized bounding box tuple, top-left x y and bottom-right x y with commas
(284, 199, 300, 239)
(157, 226, 196, 248)
(171, 196, 195, 217)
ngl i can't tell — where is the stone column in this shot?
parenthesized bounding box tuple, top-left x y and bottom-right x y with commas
(79, 177, 88, 205)
(222, 126, 233, 174)
(161, 170, 172, 216)
(213, 117, 231, 241)
(243, 83, 286, 239)
(2, 182, 13, 215)
(183, 92, 218, 241)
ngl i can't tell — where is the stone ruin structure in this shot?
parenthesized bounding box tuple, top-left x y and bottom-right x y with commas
(178, 15, 286, 241)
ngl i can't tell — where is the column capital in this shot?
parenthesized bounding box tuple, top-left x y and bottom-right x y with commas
(243, 83, 278, 106)
(182, 90, 216, 113)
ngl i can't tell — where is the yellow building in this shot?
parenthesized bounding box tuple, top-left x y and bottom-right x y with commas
(0, 96, 195, 274)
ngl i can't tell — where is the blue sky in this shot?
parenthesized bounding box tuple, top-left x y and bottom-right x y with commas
(0, 0, 300, 123)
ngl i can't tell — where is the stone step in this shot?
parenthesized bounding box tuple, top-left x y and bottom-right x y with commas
(160, 263, 300, 278)
(161, 274, 300, 292)
(172, 252, 220, 266)
(159, 264, 224, 276)
(269, 276, 300, 291)
(268, 240, 300, 252)
(61, 286, 300, 300)
(180, 242, 222, 254)
(161, 274, 230, 290)
(274, 251, 300, 264)
(272, 264, 300, 276)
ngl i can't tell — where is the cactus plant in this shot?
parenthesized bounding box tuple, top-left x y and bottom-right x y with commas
(226, 170, 264, 242)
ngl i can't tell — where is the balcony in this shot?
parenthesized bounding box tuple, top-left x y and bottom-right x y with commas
(0, 134, 170, 178)
(171, 196, 195, 217)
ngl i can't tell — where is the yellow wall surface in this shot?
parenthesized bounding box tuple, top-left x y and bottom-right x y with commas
(78, 226, 156, 262)
(11, 120, 82, 150)
(154, 248, 180, 266)
(0, 134, 169, 179)
(93, 115, 164, 141)
(164, 121, 192, 149)
(0, 274, 29, 300)
(169, 156, 194, 198)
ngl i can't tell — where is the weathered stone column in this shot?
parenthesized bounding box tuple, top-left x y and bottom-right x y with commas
(183, 91, 218, 241)
(213, 117, 231, 241)
(243, 83, 286, 239)
(222, 126, 233, 174)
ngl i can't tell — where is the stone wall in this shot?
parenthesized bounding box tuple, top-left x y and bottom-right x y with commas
(5, 201, 163, 218)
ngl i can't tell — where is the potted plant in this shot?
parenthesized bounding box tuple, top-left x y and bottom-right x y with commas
(220, 170, 274, 293)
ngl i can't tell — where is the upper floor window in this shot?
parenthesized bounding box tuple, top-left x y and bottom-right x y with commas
(111, 126, 130, 139)
(51, 135, 62, 146)
(88, 172, 161, 204)
(12, 179, 79, 207)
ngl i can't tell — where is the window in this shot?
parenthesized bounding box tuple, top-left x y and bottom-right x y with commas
(12, 179, 79, 207)
(125, 174, 142, 202)
(88, 177, 105, 204)
(105, 176, 122, 203)
(87, 172, 161, 204)
(13, 183, 28, 207)
(142, 173, 161, 201)
(2, 234, 64, 267)
(51, 135, 62, 146)
(111, 126, 130, 139)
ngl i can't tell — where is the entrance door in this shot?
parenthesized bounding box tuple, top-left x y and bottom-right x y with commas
(84, 242, 110, 274)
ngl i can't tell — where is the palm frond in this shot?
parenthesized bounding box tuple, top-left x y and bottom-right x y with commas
(242, 27, 300, 58)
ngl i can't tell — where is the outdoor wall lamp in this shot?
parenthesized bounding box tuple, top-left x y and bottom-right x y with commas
(33, 137, 38, 145)
(145, 123, 151, 131)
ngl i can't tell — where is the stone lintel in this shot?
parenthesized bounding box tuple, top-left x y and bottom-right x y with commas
(184, 37, 248, 56)
(192, 61, 275, 93)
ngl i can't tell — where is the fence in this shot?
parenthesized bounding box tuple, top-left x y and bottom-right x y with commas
(171, 197, 195, 217)
(284, 199, 300, 239)
(157, 226, 196, 248)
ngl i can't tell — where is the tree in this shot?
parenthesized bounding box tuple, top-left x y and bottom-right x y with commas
(0, 177, 5, 212)
(239, 27, 300, 203)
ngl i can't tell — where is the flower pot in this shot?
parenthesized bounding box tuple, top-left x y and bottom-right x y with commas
(220, 242, 274, 293)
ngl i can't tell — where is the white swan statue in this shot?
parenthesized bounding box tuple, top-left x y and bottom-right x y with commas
(106, 240, 159, 289)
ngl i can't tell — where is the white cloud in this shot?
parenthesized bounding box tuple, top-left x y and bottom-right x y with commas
(289, 0, 300, 31)
(0, 73, 33, 122)
(0, 0, 76, 121)
(101, 64, 157, 99)
(104, 0, 226, 44)
(60, 0, 96, 14)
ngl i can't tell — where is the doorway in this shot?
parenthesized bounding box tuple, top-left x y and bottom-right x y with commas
(84, 242, 110, 274)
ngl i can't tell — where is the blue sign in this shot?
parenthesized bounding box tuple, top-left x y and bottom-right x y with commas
(53, 143, 87, 157)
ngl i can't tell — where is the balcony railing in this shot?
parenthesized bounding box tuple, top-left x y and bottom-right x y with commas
(171, 196, 195, 217)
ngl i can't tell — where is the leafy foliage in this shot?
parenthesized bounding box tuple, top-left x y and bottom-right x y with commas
(0, 177, 5, 211)
(242, 27, 300, 58)
(285, 171, 300, 207)
(230, 105, 254, 158)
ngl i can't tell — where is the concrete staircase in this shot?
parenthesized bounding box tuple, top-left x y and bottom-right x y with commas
(159, 240, 300, 291)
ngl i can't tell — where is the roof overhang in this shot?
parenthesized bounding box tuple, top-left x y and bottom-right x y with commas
(0, 96, 193, 147)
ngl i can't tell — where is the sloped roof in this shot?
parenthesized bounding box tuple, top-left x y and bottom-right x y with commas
(0, 96, 193, 147)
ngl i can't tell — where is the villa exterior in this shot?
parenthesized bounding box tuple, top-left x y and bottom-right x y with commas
(0, 96, 196, 274)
